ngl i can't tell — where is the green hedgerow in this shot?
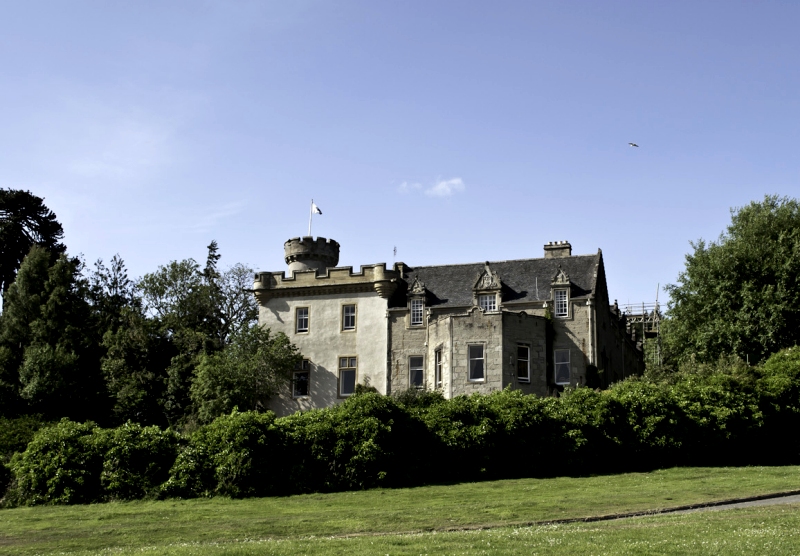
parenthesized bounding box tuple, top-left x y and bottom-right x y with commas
(162, 410, 281, 498)
(98, 422, 181, 500)
(8, 419, 102, 505)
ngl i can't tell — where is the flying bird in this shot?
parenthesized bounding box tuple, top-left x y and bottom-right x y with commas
(628, 142, 639, 147)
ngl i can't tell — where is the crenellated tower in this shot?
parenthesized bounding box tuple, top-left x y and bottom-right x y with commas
(284, 236, 340, 274)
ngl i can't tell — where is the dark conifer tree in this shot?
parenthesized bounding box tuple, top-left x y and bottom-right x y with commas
(0, 189, 66, 295)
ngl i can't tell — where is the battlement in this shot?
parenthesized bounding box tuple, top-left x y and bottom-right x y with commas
(284, 236, 340, 273)
(253, 263, 398, 302)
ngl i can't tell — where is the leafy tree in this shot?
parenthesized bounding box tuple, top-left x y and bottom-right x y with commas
(88, 255, 139, 332)
(190, 325, 300, 423)
(86, 255, 170, 425)
(217, 263, 259, 344)
(138, 255, 217, 423)
(0, 189, 65, 295)
(137, 242, 258, 424)
(664, 195, 800, 364)
(99, 308, 172, 426)
(0, 247, 102, 418)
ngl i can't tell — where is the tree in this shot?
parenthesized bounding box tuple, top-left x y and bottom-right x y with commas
(190, 325, 300, 423)
(664, 195, 800, 364)
(0, 189, 66, 295)
(136, 242, 258, 424)
(217, 263, 259, 344)
(88, 255, 170, 425)
(0, 246, 102, 418)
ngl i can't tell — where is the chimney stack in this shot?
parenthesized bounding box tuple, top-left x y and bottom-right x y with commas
(544, 241, 572, 259)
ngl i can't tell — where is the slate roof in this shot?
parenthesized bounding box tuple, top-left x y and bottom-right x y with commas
(388, 252, 602, 309)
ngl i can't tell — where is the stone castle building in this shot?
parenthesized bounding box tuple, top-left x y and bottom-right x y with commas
(254, 237, 644, 416)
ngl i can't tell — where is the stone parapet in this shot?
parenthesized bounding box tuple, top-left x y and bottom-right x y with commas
(253, 263, 398, 303)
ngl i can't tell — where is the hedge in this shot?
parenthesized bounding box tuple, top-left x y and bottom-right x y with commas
(3, 347, 800, 506)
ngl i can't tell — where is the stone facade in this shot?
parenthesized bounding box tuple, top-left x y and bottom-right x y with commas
(254, 237, 644, 416)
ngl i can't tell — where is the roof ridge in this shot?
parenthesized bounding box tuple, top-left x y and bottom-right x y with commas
(406, 253, 599, 270)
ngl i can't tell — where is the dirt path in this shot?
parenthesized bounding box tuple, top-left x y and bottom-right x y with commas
(668, 493, 800, 514)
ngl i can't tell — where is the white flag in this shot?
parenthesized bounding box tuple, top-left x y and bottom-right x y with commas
(312, 203, 322, 215)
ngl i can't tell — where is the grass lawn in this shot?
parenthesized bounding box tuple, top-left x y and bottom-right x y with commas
(1, 466, 799, 555)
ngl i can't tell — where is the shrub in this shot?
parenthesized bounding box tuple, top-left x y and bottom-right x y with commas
(0, 414, 50, 462)
(163, 410, 282, 498)
(754, 346, 800, 462)
(98, 422, 181, 500)
(0, 414, 50, 504)
(0, 462, 10, 504)
(420, 392, 503, 481)
(603, 379, 692, 467)
(391, 386, 445, 410)
(8, 419, 102, 505)
(277, 392, 427, 492)
(8, 349, 800, 506)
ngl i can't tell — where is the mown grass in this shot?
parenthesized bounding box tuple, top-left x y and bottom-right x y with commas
(36, 504, 800, 555)
(1, 466, 799, 555)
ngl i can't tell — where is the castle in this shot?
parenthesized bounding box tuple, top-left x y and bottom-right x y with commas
(253, 237, 644, 416)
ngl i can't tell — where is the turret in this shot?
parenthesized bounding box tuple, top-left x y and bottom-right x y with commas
(284, 236, 340, 274)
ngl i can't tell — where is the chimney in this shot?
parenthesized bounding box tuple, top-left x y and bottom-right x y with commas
(544, 240, 572, 259)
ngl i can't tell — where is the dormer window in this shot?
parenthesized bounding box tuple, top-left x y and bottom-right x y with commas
(551, 266, 571, 318)
(478, 294, 497, 313)
(410, 299, 424, 325)
(554, 289, 568, 317)
(473, 262, 502, 314)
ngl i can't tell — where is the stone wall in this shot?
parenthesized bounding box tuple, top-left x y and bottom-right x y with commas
(387, 308, 428, 394)
(549, 301, 592, 388)
(449, 308, 504, 397)
(260, 290, 388, 416)
(501, 311, 548, 395)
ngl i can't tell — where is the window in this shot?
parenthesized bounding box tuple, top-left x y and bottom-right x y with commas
(409, 356, 424, 388)
(554, 289, 568, 317)
(296, 307, 309, 333)
(293, 359, 310, 397)
(469, 344, 484, 381)
(342, 304, 356, 331)
(517, 345, 530, 382)
(410, 299, 424, 325)
(339, 357, 357, 396)
(434, 349, 443, 388)
(478, 294, 497, 312)
(555, 349, 570, 385)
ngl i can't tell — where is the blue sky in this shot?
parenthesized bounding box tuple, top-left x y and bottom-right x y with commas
(1, 1, 798, 307)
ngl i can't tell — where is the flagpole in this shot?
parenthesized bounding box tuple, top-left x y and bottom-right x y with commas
(308, 199, 313, 236)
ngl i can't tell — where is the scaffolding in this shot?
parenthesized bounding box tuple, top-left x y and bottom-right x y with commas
(620, 294, 663, 367)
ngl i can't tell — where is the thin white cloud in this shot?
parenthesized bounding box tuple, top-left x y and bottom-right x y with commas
(398, 181, 422, 194)
(425, 178, 465, 197)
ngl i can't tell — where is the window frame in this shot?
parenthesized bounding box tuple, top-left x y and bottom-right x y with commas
(410, 299, 424, 326)
(292, 359, 310, 398)
(338, 356, 358, 397)
(295, 307, 309, 333)
(554, 348, 571, 385)
(468, 344, 485, 382)
(409, 355, 424, 388)
(342, 303, 357, 332)
(478, 293, 497, 313)
(517, 344, 530, 383)
(434, 348, 443, 388)
(554, 289, 569, 318)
